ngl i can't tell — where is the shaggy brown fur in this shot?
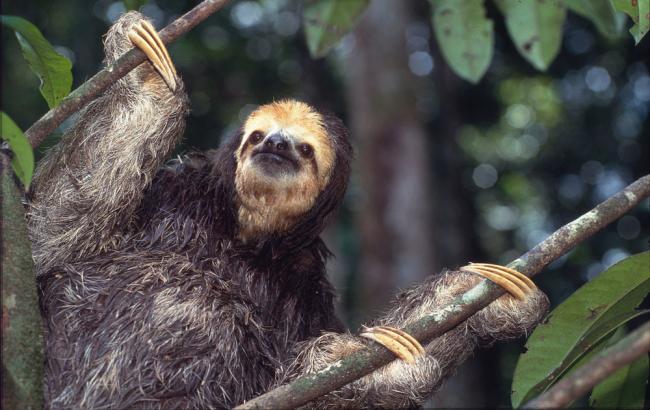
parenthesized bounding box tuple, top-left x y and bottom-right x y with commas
(28, 12, 549, 409)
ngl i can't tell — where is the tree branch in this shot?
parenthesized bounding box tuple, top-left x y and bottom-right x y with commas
(234, 174, 650, 409)
(1, 153, 43, 410)
(524, 321, 650, 408)
(24, 0, 231, 149)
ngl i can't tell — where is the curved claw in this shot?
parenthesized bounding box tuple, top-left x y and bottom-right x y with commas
(128, 20, 177, 91)
(360, 326, 424, 364)
(460, 262, 536, 300)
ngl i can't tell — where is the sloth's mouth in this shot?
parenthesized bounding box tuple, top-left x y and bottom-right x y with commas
(253, 150, 299, 173)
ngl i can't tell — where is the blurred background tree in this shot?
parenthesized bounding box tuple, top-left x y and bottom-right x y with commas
(2, 0, 648, 407)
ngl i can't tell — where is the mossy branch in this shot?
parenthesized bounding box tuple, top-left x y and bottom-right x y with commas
(24, 0, 231, 149)
(524, 321, 650, 408)
(234, 174, 650, 409)
(1, 154, 43, 410)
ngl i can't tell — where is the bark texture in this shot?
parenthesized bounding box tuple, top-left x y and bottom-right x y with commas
(344, 0, 435, 322)
(1, 153, 44, 410)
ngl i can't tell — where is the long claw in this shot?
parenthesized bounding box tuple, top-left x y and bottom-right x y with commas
(470, 263, 536, 288)
(360, 326, 424, 363)
(128, 21, 177, 91)
(141, 20, 176, 77)
(460, 262, 536, 300)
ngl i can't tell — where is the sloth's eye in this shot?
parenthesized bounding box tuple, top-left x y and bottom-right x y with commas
(299, 143, 314, 158)
(249, 131, 264, 144)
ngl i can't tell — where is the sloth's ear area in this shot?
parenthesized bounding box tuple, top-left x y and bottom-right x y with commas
(320, 111, 352, 210)
(208, 128, 245, 238)
(280, 112, 352, 249)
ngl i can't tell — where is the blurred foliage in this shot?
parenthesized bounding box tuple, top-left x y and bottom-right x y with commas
(612, 0, 650, 44)
(566, 0, 620, 40)
(1, 0, 649, 407)
(495, 0, 567, 71)
(303, 0, 368, 58)
(431, 0, 494, 83)
(590, 352, 648, 409)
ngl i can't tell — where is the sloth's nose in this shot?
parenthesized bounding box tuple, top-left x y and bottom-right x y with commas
(264, 133, 289, 151)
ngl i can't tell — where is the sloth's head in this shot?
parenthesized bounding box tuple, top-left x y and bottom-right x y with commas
(233, 100, 350, 241)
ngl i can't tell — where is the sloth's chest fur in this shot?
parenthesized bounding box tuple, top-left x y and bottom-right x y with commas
(39, 228, 337, 407)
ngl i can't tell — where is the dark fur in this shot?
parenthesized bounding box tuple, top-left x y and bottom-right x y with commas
(29, 12, 549, 409)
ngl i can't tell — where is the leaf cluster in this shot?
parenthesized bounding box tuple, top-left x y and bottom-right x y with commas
(303, 0, 648, 83)
(512, 252, 650, 408)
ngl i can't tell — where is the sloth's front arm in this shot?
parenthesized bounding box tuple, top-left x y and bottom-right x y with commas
(280, 265, 549, 408)
(29, 12, 187, 271)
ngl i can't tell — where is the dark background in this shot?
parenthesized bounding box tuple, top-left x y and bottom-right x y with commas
(2, 0, 649, 406)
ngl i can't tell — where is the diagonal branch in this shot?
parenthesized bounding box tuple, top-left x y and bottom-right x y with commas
(235, 174, 650, 409)
(24, 0, 231, 149)
(524, 321, 650, 408)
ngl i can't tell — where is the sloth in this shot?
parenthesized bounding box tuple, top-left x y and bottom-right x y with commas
(27, 12, 549, 409)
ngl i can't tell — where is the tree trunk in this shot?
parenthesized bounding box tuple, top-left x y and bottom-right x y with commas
(343, 0, 487, 406)
(344, 0, 435, 322)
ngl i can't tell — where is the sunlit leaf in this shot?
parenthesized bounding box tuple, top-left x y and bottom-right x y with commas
(565, 0, 621, 39)
(1, 15, 73, 108)
(494, 0, 567, 70)
(1, 112, 34, 189)
(590, 354, 648, 409)
(303, 0, 369, 58)
(431, 0, 494, 83)
(611, 0, 650, 44)
(511, 251, 650, 408)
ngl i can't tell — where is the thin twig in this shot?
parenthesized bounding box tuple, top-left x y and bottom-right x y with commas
(24, 0, 231, 148)
(524, 321, 650, 408)
(235, 174, 650, 409)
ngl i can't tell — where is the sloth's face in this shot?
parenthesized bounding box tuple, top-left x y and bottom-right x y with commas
(234, 100, 336, 240)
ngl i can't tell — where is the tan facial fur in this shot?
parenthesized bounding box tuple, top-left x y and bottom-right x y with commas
(234, 100, 336, 240)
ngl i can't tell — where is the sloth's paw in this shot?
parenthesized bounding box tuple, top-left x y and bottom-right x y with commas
(360, 325, 425, 363)
(460, 263, 549, 340)
(128, 20, 178, 91)
(459, 262, 536, 301)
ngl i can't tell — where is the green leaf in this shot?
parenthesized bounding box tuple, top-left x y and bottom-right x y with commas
(303, 0, 369, 58)
(611, 0, 650, 44)
(494, 0, 567, 70)
(1, 15, 72, 108)
(123, 0, 149, 11)
(431, 0, 494, 84)
(590, 354, 648, 409)
(1, 112, 34, 189)
(565, 0, 621, 39)
(511, 252, 650, 408)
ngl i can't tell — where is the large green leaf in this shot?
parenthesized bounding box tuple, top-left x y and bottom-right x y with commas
(565, 0, 620, 39)
(590, 354, 648, 409)
(303, 0, 369, 58)
(611, 0, 650, 44)
(431, 0, 494, 84)
(494, 0, 567, 70)
(1, 112, 34, 189)
(511, 251, 650, 408)
(1, 15, 72, 108)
